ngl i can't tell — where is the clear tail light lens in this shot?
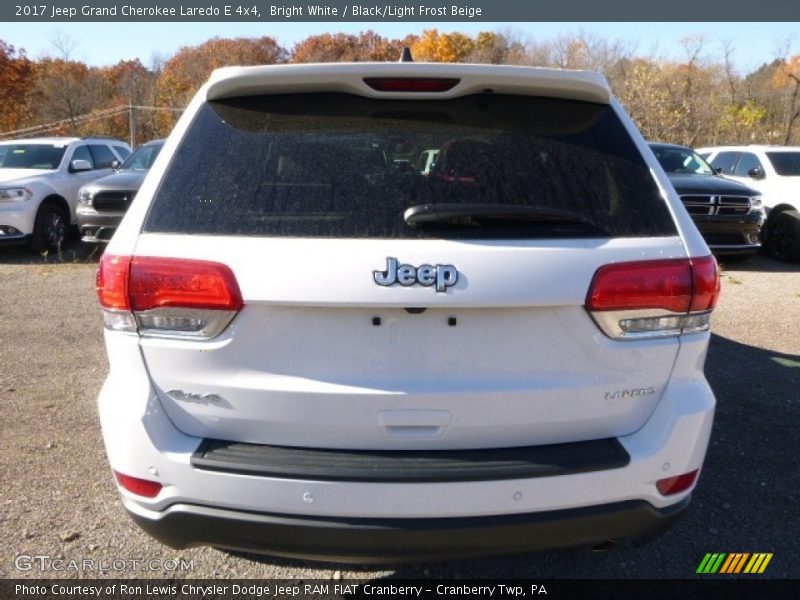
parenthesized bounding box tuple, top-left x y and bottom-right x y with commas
(586, 256, 719, 340)
(97, 254, 243, 339)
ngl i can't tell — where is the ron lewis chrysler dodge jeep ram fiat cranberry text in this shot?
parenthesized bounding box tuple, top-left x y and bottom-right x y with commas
(95, 62, 720, 562)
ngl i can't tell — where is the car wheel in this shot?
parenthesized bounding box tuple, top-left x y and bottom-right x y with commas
(30, 203, 68, 253)
(765, 209, 800, 262)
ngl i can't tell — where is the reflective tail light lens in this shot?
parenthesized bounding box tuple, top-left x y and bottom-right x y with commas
(656, 469, 699, 496)
(586, 256, 720, 339)
(97, 254, 243, 339)
(113, 470, 163, 498)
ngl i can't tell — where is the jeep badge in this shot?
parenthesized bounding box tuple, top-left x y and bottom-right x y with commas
(373, 257, 458, 292)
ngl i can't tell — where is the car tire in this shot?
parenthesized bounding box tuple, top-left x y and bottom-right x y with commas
(29, 202, 68, 254)
(764, 209, 800, 262)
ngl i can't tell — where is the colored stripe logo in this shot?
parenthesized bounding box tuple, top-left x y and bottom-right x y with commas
(697, 553, 773, 574)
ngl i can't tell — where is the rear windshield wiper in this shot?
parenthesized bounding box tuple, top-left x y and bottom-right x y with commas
(403, 203, 591, 227)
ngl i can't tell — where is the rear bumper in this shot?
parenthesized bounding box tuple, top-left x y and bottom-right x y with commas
(127, 498, 689, 563)
(99, 332, 715, 561)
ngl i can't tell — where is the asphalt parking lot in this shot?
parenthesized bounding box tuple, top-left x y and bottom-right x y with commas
(0, 241, 798, 580)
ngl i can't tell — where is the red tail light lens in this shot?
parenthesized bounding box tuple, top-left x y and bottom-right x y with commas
(587, 259, 693, 313)
(129, 257, 243, 312)
(656, 469, 699, 496)
(363, 78, 460, 92)
(113, 470, 162, 498)
(97, 254, 132, 310)
(689, 256, 721, 312)
(586, 256, 720, 339)
(97, 255, 243, 338)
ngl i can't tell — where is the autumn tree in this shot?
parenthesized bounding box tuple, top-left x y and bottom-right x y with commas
(770, 55, 800, 144)
(4, 30, 800, 149)
(156, 36, 287, 134)
(525, 32, 633, 72)
(465, 31, 527, 65)
(614, 58, 685, 142)
(30, 58, 106, 135)
(0, 41, 34, 133)
(94, 59, 159, 143)
(411, 29, 475, 63)
(291, 31, 402, 63)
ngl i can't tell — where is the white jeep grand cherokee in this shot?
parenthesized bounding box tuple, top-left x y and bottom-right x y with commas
(96, 62, 720, 562)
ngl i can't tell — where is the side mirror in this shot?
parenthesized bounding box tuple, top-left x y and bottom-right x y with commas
(111, 160, 121, 170)
(748, 166, 766, 180)
(714, 166, 723, 174)
(70, 159, 92, 172)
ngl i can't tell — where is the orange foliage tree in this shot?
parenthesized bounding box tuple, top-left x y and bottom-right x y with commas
(291, 31, 409, 63)
(771, 56, 800, 144)
(0, 41, 35, 133)
(156, 36, 288, 134)
(31, 58, 103, 135)
(411, 29, 475, 63)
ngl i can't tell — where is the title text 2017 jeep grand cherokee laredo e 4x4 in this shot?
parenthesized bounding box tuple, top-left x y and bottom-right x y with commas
(0, 137, 130, 252)
(96, 63, 720, 562)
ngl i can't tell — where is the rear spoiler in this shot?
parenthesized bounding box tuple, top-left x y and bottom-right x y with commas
(205, 63, 612, 105)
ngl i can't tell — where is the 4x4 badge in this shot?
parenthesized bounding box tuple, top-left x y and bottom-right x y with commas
(373, 257, 458, 292)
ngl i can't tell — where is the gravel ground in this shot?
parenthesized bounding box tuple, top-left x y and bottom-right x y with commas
(1, 242, 798, 580)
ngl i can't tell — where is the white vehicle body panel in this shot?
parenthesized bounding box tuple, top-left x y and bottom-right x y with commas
(134, 234, 686, 449)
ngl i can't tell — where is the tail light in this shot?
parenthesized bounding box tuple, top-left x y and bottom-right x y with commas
(656, 469, 699, 496)
(586, 256, 720, 339)
(97, 254, 243, 339)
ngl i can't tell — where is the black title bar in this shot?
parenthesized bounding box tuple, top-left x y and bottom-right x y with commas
(3, 579, 798, 600)
(4, 1, 800, 22)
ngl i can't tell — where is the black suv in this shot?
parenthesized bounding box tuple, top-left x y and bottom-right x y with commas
(649, 142, 765, 257)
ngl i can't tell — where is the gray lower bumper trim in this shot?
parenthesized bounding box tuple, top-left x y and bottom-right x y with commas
(128, 497, 689, 564)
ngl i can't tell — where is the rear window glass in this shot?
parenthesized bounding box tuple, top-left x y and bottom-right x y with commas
(144, 93, 676, 239)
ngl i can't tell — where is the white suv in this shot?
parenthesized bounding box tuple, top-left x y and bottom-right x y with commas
(0, 137, 130, 252)
(96, 62, 720, 562)
(697, 145, 800, 261)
